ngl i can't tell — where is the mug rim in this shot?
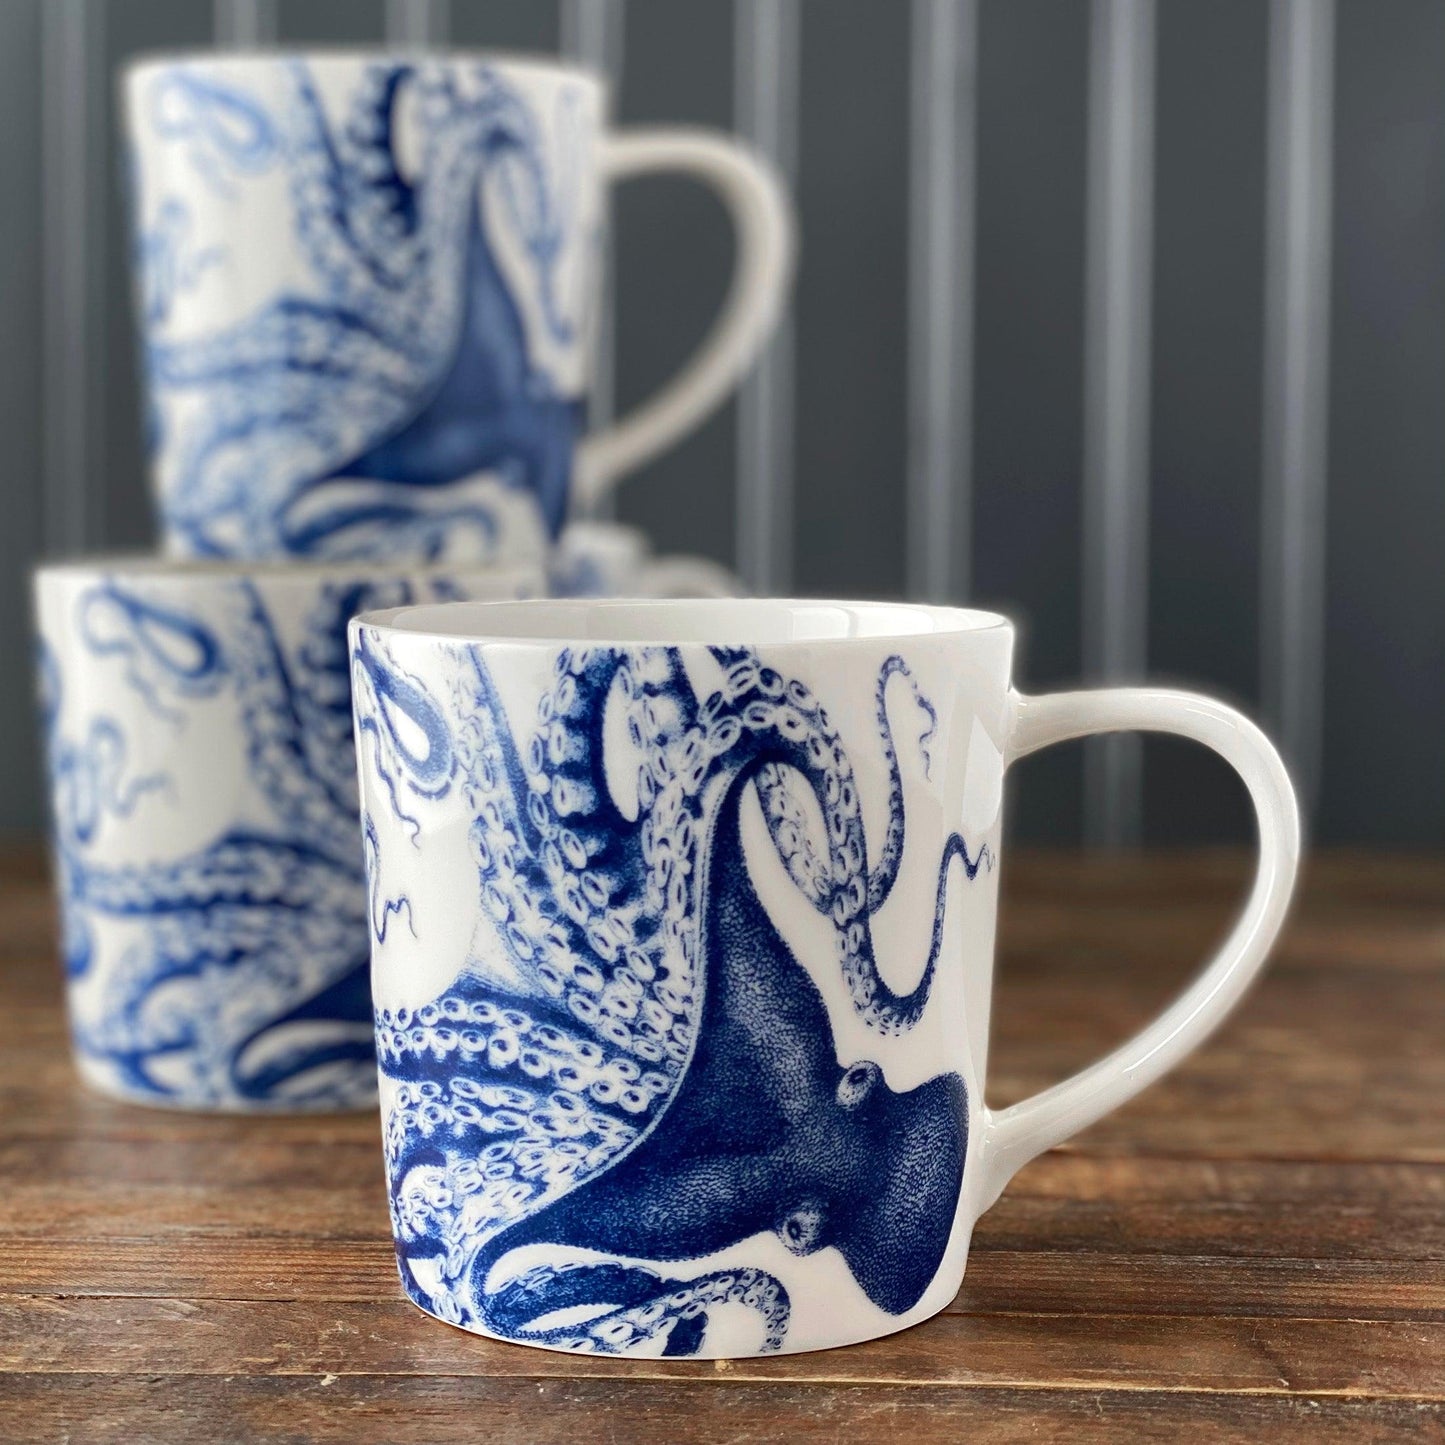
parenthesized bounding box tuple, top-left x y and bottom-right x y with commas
(34, 553, 544, 590)
(353, 597, 1015, 648)
(123, 47, 606, 93)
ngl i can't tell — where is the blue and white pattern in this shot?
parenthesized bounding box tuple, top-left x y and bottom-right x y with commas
(354, 632, 995, 1355)
(37, 568, 529, 1111)
(129, 56, 603, 562)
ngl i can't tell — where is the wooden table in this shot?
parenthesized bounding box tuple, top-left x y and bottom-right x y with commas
(1, 849, 1441, 1442)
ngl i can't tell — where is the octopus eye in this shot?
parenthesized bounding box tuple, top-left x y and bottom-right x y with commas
(778, 1203, 826, 1256)
(836, 1060, 881, 1108)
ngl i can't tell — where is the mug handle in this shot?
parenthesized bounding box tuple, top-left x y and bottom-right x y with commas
(571, 128, 796, 513)
(976, 687, 1301, 1211)
(636, 554, 747, 599)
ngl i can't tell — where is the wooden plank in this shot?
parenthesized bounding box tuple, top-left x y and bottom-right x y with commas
(0, 1375, 1439, 1445)
(961, 1252, 1445, 1322)
(977, 1194, 1445, 1262)
(985, 931, 1445, 1159)
(2, 1140, 1436, 1205)
(0, 1236, 398, 1300)
(0, 1081, 382, 1146)
(1, 1153, 1439, 1267)
(2, 1178, 1437, 1269)
(1005, 1154, 1445, 1204)
(2, 1295, 1443, 1396)
(0, 1136, 385, 1191)
(3, 1235, 1441, 1325)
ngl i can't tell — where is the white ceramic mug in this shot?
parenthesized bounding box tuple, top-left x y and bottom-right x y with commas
(34, 556, 541, 1111)
(125, 51, 794, 562)
(550, 520, 745, 598)
(350, 598, 1299, 1358)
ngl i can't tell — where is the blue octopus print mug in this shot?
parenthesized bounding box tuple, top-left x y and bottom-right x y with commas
(125, 52, 793, 563)
(34, 556, 541, 1112)
(350, 598, 1299, 1357)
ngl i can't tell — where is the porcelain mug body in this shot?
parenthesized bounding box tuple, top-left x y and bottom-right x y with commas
(34, 556, 542, 1112)
(350, 598, 1298, 1356)
(125, 51, 793, 563)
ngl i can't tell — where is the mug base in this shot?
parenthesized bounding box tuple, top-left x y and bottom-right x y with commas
(72, 1058, 380, 1117)
(396, 1273, 958, 1361)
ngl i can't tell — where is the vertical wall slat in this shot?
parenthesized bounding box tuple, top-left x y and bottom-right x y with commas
(561, 0, 625, 74)
(385, 0, 448, 47)
(562, 0, 625, 518)
(213, 0, 278, 47)
(42, 0, 104, 558)
(734, 0, 800, 593)
(2, 0, 46, 832)
(1261, 0, 1334, 819)
(906, 0, 979, 603)
(1082, 0, 1156, 848)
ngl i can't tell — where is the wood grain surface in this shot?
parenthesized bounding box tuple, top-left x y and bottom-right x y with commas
(1, 849, 1441, 1443)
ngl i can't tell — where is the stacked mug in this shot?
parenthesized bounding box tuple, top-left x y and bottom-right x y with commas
(37, 50, 790, 1112)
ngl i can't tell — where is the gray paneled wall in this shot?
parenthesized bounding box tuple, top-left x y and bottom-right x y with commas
(2, 0, 1441, 846)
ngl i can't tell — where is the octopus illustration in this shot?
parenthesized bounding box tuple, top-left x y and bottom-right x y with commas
(42, 575, 464, 1108)
(143, 60, 587, 561)
(355, 638, 993, 1355)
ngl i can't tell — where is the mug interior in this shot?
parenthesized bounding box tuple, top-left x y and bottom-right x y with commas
(359, 597, 1012, 646)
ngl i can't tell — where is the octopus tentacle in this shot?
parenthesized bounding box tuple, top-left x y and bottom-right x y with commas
(46, 578, 387, 1108)
(153, 60, 573, 556)
(483, 1262, 789, 1356)
(350, 630, 457, 839)
(753, 653, 936, 916)
(227, 583, 361, 863)
(290, 578, 439, 809)
(675, 653, 986, 1034)
(69, 835, 367, 1102)
(77, 582, 225, 721)
(500, 646, 703, 1065)
(285, 62, 426, 306)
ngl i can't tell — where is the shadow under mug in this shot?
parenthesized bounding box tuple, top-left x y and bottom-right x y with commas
(34, 555, 542, 1112)
(350, 597, 1299, 1358)
(125, 51, 794, 563)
